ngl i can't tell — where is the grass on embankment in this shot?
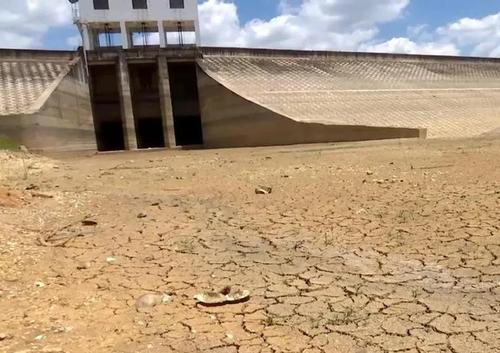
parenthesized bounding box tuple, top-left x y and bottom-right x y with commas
(0, 136, 18, 150)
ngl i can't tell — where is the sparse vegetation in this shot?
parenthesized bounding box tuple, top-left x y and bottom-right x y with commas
(262, 314, 287, 327)
(323, 232, 335, 246)
(326, 305, 365, 325)
(174, 239, 196, 254)
(0, 136, 18, 150)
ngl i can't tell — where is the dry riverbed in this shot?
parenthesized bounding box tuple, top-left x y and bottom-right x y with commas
(0, 137, 499, 353)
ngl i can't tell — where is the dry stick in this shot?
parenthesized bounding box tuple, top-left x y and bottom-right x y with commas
(418, 164, 455, 170)
(21, 155, 28, 180)
(37, 216, 95, 247)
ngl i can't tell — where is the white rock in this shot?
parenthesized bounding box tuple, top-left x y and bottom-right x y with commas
(255, 186, 272, 195)
(135, 293, 171, 311)
(76, 261, 91, 270)
(0, 332, 12, 340)
(41, 346, 64, 353)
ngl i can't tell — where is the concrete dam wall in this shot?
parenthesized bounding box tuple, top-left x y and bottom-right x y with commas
(0, 49, 95, 152)
(199, 47, 500, 141)
(1, 47, 499, 152)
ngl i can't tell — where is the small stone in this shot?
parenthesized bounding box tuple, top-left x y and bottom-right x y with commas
(76, 261, 91, 270)
(0, 332, 12, 341)
(81, 220, 98, 226)
(31, 192, 54, 199)
(34, 334, 44, 341)
(53, 326, 73, 333)
(135, 293, 171, 311)
(106, 257, 116, 264)
(41, 347, 64, 353)
(137, 213, 147, 219)
(35, 281, 45, 288)
(366, 170, 374, 175)
(255, 186, 272, 195)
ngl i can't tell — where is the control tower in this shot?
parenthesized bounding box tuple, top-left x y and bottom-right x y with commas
(70, 0, 200, 50)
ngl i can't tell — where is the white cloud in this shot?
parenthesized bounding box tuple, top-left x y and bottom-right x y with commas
(199, 0, 409, 50)
(198, 0, 500, 57)
(0, 0, 499, 58)
(198, 0, 245, 47)
(437, 12, 500, 57)
(372, 11, 500, 57)
(0, 0, 72, 48)
(362, 37, 459, 56)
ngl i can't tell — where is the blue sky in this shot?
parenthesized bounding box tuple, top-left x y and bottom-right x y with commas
(1, 0, 499, 56)
(381, 0, 500, 37)
(230, 0, 500, 44)
(236, 0, 499, 27)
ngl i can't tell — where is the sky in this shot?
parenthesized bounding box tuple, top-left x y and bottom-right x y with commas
(0, 0, 499, 57)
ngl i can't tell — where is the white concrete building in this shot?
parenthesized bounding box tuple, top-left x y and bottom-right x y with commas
(72, 0, 200, 50)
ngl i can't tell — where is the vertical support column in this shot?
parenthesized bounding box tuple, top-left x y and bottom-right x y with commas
(158, 21, 167, 48)
(120, 21, 130, 49)
(117, 54, 137, 150)
(194, 17, 201, 46)
(157, 56, 177, 148)
(81, 24, 94, 51)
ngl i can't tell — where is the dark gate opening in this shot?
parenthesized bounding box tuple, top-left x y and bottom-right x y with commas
(168, 62, 203, 146)
(129, 63, 166, 149)
(89, 65, 125, 151)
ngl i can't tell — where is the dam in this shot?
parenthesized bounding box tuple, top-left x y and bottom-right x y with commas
(0, 0, 499, 152)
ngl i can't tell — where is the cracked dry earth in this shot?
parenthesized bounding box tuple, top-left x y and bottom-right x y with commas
(1, 137, 500, 353)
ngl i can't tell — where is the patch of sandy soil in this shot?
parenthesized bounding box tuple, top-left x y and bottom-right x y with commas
(0, 151, 58, 183)
(0, 137, 499, 353)
(0, 187, 22, 208)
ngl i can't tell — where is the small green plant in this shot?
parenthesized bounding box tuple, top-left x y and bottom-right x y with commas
(0, 136, 18, 150)
(174, 239, 196, 253)
(324, 234, 335, 246)
(263, 316, 276, 327)
(327, 305, 365, 326)
(397, 209, 414, 223)
(262, 314, 286, 327)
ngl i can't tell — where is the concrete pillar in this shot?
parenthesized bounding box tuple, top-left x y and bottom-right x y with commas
(194, 17, 201, 46)
(117, 54, 137, 150)
(82, 24, 94, 51)
(157, 56, 176, 148)
(158, 21, 167, 48)
(120, 21, 130, 49)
